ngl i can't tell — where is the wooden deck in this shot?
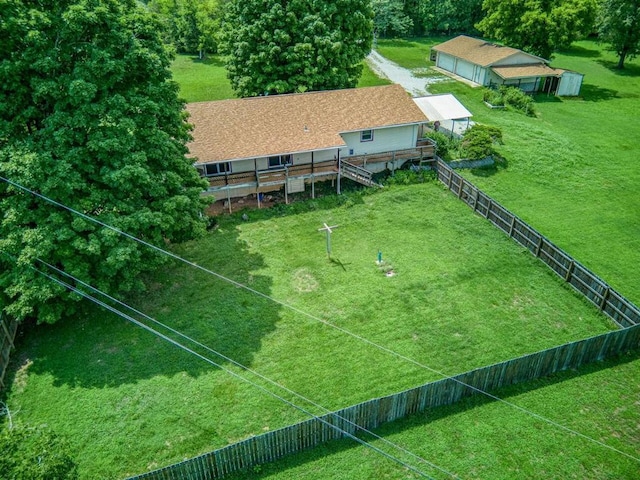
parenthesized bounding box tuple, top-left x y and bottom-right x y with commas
(205, 141, 436, 194)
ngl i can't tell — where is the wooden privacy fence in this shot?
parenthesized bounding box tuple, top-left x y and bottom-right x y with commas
(435, 159, 640, 329)
(126, 160, 640, 479)
(0, 314, 18, 392)
(128, 324, 640, 480)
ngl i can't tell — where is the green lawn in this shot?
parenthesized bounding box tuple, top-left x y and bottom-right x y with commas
(3, 181, 616, 479)
(171, 54, 235, 102)
(227, 350, 640, 480)
(4, 39, 640, 480)
(422, 40, 640, 306)
(172, 54, 389, 102)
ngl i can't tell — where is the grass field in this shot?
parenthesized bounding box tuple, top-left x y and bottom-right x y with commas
(172, 54, 389, 102)
(3, 39, 640, 479)
(376, 37, 640, 305)
(3, 181, 619, 479)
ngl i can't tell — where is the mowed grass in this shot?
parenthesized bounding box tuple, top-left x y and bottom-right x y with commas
(172, 53, 389, 102)
(227, 350, 640, 480)
(4, 182, 615, 479)
(171, 54, 235, 102)
(5, 40, 639, 480)
(420, 40, 640, 305)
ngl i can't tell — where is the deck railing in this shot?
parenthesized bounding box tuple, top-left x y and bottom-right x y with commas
(205, 143, 436, 190)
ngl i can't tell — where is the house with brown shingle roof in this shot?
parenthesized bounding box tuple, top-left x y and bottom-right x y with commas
(431, 36, 583, 96)
(187, 84, 435, 200)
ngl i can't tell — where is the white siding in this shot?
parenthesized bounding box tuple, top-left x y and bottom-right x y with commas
(454, 59, 475, 80)
(340, 125, 417, 156)
(255, 158, 269, 170)
(473, 65, 489, 85)
(556, 72, 583, 96)
(436, 53, 455, 72)
(231, 158, 256, 173)
(292, 152, 312, 165)
(311, 149, 337, 162)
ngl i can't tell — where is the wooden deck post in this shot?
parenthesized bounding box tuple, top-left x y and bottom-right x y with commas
(337, 151, 341, 195)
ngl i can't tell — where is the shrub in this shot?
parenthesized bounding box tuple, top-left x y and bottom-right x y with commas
(499, 86, 536, 116)
(384, 169, 435, 186)
(460, 124, 504, 160)
(0, 424, 78, 480)
(424, 131, 460, 160)
(483, 88, 504, 106)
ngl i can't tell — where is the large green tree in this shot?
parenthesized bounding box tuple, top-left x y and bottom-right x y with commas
(147, 0, 223, 58)
(477, 0, 598, 59)
(0, 423, 78, 480)
(220, 0, 373, 97)
(0, 0, 208, 324)
(597, 0, 640, 68)
(372, 0, 414, 38)
(418, 0, 484, 35)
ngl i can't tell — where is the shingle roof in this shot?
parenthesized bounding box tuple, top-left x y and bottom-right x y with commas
(186, 84, 427, 164)
(432, 35, 545, 67)
(492, 64, 565, 80)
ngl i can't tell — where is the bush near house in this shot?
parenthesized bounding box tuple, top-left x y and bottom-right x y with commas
(484, 86, 536, 116)
(460, 124, 504, 160)
(425, 124, 503, 161)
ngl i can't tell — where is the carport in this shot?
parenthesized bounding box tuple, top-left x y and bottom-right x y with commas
(413, 94, 474, 138)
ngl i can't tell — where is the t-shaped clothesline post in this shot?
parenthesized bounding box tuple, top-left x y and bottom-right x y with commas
(318, 222, 339, 258)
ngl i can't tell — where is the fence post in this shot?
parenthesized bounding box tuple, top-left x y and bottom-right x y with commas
(508, 216, 516, 237)
(600, 287, 610, 311)
(564, 261, 575, 282)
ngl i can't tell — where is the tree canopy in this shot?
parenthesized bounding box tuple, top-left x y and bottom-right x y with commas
(0, 423, 78, 480)
(417, 0, 483, 36)
(147, 0, 223, 58)
(220, 0, 373, 97)
(372, 0, 414, 38)
(477, 0, 598, 59)
(597, 0, 640, 68)
(0, 0, 208, 324)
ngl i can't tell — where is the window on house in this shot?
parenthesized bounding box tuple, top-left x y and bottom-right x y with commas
(268, 154, 292, 168)
(360, 130, 373, 142)
(204, 162, 230, 176)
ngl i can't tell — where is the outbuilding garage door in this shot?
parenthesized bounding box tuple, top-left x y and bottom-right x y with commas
(437, 53, 455, 72)
(454, 60, 474, 80)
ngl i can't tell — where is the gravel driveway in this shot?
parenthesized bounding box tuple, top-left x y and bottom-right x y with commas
(366, 50, 445, 97)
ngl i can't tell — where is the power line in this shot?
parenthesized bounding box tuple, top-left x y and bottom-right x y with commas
(33, 256, 461, 480)
(20, 259, 438, 479)
(2, 174, 638, 464)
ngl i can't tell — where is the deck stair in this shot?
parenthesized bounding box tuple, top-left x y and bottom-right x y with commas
(340, 160, 383, 188)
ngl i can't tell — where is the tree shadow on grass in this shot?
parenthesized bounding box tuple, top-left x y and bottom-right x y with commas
(468, 156, 509, 178)
(222, 350, 640, 479)
(556, 44, 602, 58)
(580, 83, 620, 102)
(6, 224, 280, 389)
(597, 59, 640, 78)
(187, 55, 226, 68)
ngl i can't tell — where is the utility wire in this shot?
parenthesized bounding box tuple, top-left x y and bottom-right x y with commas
(2, 175, 639, 464)
(13, 257, 440, 480)
(34, 257, 461, 480)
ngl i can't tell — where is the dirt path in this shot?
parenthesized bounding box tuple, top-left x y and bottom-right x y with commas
(366, 50, 444, 97)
